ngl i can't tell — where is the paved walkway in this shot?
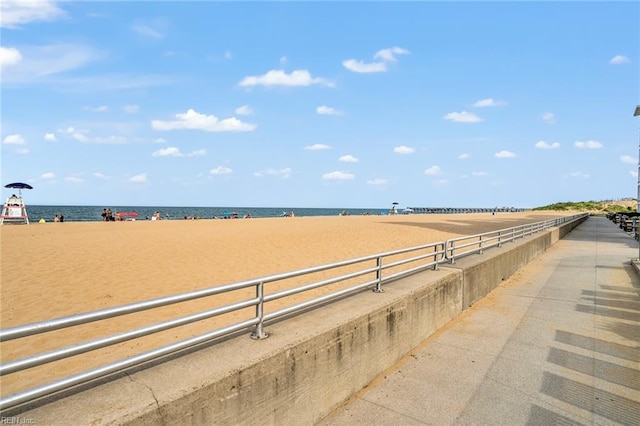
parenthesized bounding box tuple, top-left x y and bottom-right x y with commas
(319, 216, 640, 425)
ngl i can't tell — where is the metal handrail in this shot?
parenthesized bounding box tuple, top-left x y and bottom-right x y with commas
(444, 215, 587, 263)
(0, 213, 588, 411)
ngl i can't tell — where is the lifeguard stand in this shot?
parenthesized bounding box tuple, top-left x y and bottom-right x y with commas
(0, 194, 29, 225)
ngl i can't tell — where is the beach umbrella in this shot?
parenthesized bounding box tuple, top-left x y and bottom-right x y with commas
(4, 182, 33, 196)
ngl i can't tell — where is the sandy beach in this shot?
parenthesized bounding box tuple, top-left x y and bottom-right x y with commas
(0, 211, 572, 397)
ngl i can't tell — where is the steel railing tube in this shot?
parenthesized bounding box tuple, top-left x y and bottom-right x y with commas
(0, 297, 259, 376)
(374, 257, 383, 293)
(251, 282, 268, 340)
(0, 279, 260, 342)
(0, 318, 259, 411)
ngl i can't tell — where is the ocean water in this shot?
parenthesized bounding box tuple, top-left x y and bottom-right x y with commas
(22, 205, 392, 222)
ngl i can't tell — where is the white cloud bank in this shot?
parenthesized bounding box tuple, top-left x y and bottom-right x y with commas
(323, 171, 354, 180)
(0, 46, 22, 67)
(610, 55, 630, 65)
(424, 165, 441, 176)
(235, 105, 253, 116)
(495, 150, 516, 158)
(444, 111, 483, 123)
(574, 140, 603, 149)
(152, 109, 256, 132)
(3, 134, 25, 144)
(343, 47, 410, 73)
(620, 155, 637, 164)
(394, 146, 415, 154)
(238, 69, 333, 88)
(339, 155, 358, 163)
(473, 98, 506, 107)
(317, 105, 343, 116)
(535, 141, 560, 149)
(305, 144, 331, 150)
(1, 0, 66, 28)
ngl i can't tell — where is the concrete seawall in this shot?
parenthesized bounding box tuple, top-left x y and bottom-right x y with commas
(9, 217, 587, 425)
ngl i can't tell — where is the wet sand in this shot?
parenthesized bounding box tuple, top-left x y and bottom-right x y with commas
(0, 211, 571, 397)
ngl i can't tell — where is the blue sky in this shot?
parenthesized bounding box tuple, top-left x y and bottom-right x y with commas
(1, 1, 638, 209)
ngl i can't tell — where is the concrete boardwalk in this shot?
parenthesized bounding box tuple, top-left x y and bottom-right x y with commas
(319, 216, 640, 425)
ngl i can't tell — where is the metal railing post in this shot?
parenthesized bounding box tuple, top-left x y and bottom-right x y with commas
(373, 256, 384, 293)
(478, 235, 484, 254)
(498, 231, 503, 248)
(250, 282, 269, 340)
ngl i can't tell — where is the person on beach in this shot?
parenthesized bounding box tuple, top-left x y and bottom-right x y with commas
(101, 209, 107, 221)
(59, 214, 64, 222)
(54, 214, 59, 222)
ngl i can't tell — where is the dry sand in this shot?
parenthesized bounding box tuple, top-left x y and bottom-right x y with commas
(0, 211, 571, 397)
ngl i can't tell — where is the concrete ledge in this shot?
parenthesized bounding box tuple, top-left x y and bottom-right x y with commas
(8, 218, 586, 425)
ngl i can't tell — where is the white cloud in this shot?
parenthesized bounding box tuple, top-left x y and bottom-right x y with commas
(123, 104, 139, 114)
(235, 105, 253, 116)
(542, 112, 557, 124)
(342, 59, 388, 73)
(1, 0, 66, 28)
(255, 168, 291, 178)
(631, 170, 638, 178)
(3, 134, 25, 144)
(130, 173, 147, 183)
(424, 165, 441, 176)
(444, 111, 483, 123)
(366, 178, 387, 185)
(44, 132, 56, 141)
(61, 127, 127, 144)
(569, 171, 590, 179)
(339, 154, 358, 163)
(305, 143, 331, 150)
(279, 56, 287, 65)
(1, 43, 104, 84)
(84, 105, 109, 113)
(394, 146, 415, 154)
(473, 98, 506, 107)
(224, 51, 233, 60)
(238, 69, 333, 88)
(317, 105, 343, 116)
(458, 153, 470, 160)
(131, 20, 166, 39)
(151, 109, 256, 132)
(152, 147, 206, 157)
(621, 155, 637, 164)
(374, 47, 410, 62)
(65, 176, 83, 183)
(495, 150, 516, 158)
(15, 147, 29, 154)
(152, 147, 183, 157)
(472, 171, 489, 176)
(92, 172, 108, 179)
(323, 171, 355, 180)
(41, 172, 55, 179)
(343, 46, 409, 73)
(574, 140, 603, 149)
(535, 141, 560, 149)
(0, 46, 22, 67)
(210, 166, 232, 175)
(610, 55, 630, 65)
(435, 179, 449, 186)
(153, 138, 166, 144)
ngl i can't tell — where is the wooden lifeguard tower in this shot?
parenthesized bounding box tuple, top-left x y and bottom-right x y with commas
(0, 182, 33, 225)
